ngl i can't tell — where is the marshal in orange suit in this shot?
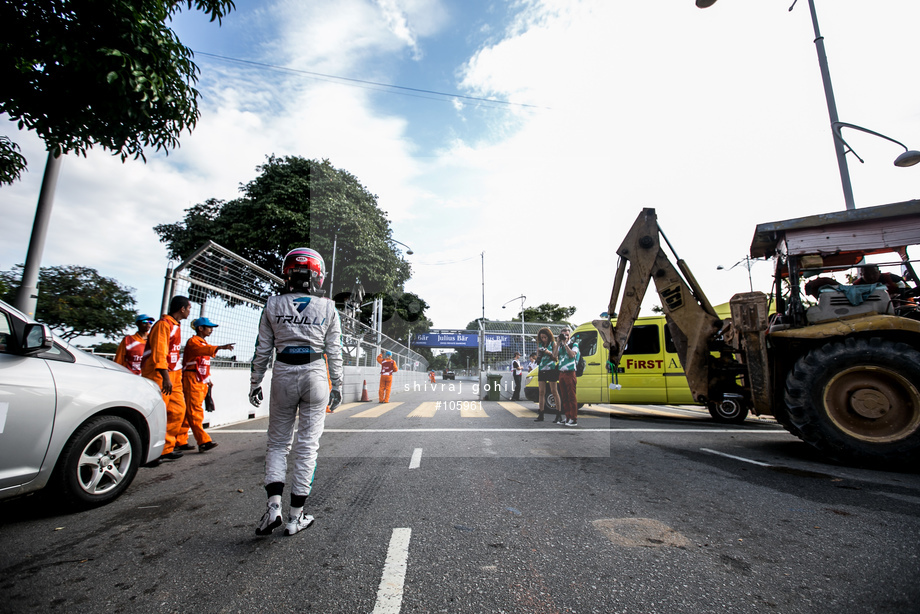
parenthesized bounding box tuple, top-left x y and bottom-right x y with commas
(377, 351, 399, 403)
(141, 296, 192, 460)
(176, 317, 235, 453)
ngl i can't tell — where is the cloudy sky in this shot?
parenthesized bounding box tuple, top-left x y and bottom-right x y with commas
(2, 0, 919, 338)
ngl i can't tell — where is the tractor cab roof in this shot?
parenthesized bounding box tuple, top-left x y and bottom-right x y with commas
(750, 199, 920, 270)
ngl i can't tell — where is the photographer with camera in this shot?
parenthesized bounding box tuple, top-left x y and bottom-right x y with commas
(556, 326, 580, 426)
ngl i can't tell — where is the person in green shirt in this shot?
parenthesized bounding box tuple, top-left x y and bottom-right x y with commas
(556, 326, 580, 426)
(534, 327, 559, 422)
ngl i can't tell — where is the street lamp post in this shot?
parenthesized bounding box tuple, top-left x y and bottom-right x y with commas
(717, 258, 755, 292)
(15, 152, 63, 317)
(391, 239, 414, 255)
(329, 233, 338, 297)
(697, 0, 919, 210)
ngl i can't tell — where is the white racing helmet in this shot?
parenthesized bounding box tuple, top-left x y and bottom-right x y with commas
(282, 247, 326, 294)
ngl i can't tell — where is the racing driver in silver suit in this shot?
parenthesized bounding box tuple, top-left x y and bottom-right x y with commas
(250, 247, 343, 536)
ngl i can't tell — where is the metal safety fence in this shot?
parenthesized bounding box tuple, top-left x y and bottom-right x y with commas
(162, 241, 277, 367)
(479, 320, 572, 373)
(162, 241, 427, 372)
(340, 311, 428, 372)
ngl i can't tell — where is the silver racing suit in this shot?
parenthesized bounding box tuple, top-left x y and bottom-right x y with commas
(251, 292, 343, 497)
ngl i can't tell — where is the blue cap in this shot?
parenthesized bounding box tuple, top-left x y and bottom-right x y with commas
(192, 317, 219, 328)
(385, 350, 392, 356)
(136, 314, 155, 323)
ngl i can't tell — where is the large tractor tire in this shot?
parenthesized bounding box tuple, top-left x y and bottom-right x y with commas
(784, 337, 920, 465)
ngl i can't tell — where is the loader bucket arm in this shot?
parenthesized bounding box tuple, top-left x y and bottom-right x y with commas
(593, 208, 723, 403)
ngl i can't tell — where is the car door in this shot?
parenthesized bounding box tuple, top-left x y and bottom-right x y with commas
(0, 310, 57, 490)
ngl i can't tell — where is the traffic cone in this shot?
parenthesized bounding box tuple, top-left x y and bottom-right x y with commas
(360, 380, 370, 402)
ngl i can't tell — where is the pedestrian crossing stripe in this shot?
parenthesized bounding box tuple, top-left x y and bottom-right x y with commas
(351, 402, 403, 418)
(346, 401, 691, 420)
(333, 402, 364, 413)
(290, 400, 771, 423)
(616, 404, 709, 418)
(582, 404, 707, 419)
(407, 402, 438, 418)
(497, 401, 533, 418)
(498, 401, 601, 419)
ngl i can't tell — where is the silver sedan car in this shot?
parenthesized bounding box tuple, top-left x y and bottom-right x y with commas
(0, 299, 166, 508)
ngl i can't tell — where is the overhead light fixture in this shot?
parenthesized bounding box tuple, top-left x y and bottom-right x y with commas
(894, 150, 920, 168)
(833, 121, 920, 170)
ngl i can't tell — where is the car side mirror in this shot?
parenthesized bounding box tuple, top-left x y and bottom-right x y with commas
(22, 323, 54, 355)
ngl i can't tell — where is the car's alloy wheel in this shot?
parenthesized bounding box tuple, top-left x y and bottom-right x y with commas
(54, 415, 142, 508)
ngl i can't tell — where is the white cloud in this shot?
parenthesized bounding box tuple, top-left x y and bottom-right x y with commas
(375, 0, 422, 60)
(272, 0, 446, 70)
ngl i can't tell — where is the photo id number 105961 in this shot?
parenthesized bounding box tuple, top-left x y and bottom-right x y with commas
(436, 400, 482, 411)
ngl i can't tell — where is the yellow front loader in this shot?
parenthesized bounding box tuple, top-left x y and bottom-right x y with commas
(594, 203, 920, 466)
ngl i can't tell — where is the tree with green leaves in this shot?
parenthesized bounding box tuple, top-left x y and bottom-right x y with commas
(92, 341, 120, 354)
(1, 265, 137, 341)
(361, 290, 433, 348)
(424, 353, 452, 371)
(156, 155, 414, 299)
(0, 0, 235, 184)
(512, 303, 576, 324)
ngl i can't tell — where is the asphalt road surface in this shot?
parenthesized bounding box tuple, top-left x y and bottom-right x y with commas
(2, 382, 919, 614)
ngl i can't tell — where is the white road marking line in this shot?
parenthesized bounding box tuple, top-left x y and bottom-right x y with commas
(323, 428, 784, 433)
(700, 447, 772, 467)
(409, 448, 422, 469)
(216, 427, 785, 434)
(372, 527, 412, 614)
(210, 429, 268, 433)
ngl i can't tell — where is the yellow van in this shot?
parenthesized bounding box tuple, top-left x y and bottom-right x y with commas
(523, 308, 747, 423)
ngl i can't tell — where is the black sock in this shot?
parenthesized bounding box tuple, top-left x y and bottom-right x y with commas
(291, 494, 307, 508)
(265, 482, 284, 498)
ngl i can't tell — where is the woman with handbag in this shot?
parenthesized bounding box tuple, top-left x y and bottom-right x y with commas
(534, 327, 559, 422)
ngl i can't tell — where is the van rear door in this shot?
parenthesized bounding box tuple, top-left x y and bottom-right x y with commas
(570, 328, 604, 404)
(608, 323, 668, 403)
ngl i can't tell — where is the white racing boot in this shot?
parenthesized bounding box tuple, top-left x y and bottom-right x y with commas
(284, 510, 315, 536)
(255, 501, 283, 536)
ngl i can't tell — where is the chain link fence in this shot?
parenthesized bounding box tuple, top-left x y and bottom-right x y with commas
(340, 311, 428, 372)
(476, 320, 572, 401)
(163, 241, 277, 365)
(479, 320, 572, 373)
